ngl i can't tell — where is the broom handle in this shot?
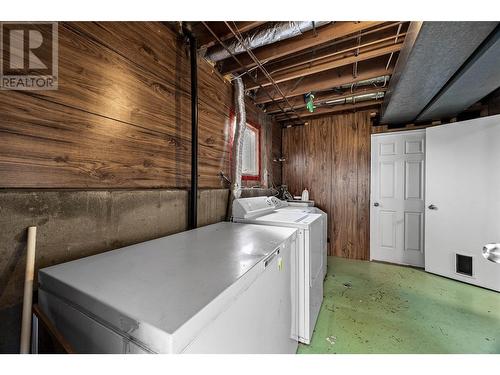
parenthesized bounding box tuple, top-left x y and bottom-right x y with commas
(20, 226, 37, 354)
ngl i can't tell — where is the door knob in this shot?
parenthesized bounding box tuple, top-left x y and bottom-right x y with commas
(483, 243, 500, 264)
(373, 202, 380, 207)
(428, 204, 438, 210)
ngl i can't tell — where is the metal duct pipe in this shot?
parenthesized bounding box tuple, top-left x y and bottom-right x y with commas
(206, 21, 331, 62)
(264, 76, 390, 114)
(323, 91, 385, 106)
(339, 75, 390, 90)
(226, 77, 247, 220)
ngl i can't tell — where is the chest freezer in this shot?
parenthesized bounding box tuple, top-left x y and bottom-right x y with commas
(38, 222, 299, 353)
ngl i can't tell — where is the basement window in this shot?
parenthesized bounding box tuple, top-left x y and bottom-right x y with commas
(242, 122, 261, 180)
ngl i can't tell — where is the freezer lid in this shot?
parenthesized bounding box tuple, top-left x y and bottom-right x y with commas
(278, 207, 327, 221)
(253, 211, 322, 227)
(279, 206, 317, 214)
(287, 200, 315, 207)
(38, 222, 296, 352)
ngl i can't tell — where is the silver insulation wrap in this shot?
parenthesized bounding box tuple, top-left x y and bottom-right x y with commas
(207, 21, 331, 62)
(230, 77, 247, 203)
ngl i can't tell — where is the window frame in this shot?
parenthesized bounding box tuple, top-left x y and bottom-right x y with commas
(241, 120, 261, 181)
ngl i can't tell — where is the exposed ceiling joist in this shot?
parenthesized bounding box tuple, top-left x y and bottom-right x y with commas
(219, 21, 385, 74)
(245, 41, 402, 90)
(201, 21, 307, 126)
(265, 87, 388, 114)
(254, 58, 394, 104)
(265, 27, 406, 76)
(276, 100, 382, 122)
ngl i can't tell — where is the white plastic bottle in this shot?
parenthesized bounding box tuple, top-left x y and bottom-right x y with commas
(301, 188, 309, 201)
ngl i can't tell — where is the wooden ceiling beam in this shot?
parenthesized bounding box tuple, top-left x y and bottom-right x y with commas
(219, 21, 385, 74)
(254, 58, 394, 104)
(265, 30, 406, 76)
(264, 86, 387, 114)
(275, 100, 382, 122)
(244, 40, 403, 90)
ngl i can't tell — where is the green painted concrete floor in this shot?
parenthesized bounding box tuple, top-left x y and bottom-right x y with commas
(298, 256, 500, 354)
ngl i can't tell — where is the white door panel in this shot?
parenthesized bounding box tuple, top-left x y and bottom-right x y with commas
(405, 138, 424, 154)
(405, 160, 424, 200)
(425, 115, 500, 292)
(380, 161, 396, 198)
(404, 212, 423, 252)
(380, 210, 397, 248)
(379, 142, 396, 155)
(371, 130, 426, 267)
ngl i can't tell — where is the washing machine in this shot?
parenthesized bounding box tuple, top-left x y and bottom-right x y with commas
(280, 199, 328, 278)
(232, 196, 324, 344)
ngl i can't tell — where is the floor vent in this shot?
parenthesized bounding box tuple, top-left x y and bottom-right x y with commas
(456, 254, 473, 277)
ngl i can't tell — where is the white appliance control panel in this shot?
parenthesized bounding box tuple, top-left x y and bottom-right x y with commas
(232, 196, 289, 219)
(267, 196, 288, 209)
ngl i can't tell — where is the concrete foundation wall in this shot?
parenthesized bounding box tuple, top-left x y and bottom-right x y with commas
(0, 188, 236, 353)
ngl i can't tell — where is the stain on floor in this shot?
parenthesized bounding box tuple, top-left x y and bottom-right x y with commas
(298, 256, 500, 354)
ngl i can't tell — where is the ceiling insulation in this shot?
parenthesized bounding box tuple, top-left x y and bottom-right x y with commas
(381, 21, 498, 124)
(417, 27, 500, 121)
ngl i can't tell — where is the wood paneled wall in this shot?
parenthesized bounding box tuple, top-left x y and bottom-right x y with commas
(0, 22, 280, 190)
(0, 22, 236, 189)
(282, 112, 371, 259)
(1, 23, 187, 188)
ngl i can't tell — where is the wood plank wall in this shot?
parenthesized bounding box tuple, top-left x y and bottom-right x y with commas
(1, 22, 187, 188)
(0, 22, 280, 190)
(282, 112, 371, 259)
(0, 22, 231, 189)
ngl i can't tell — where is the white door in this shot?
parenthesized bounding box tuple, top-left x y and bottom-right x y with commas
(371, 130, 426, 267)
(425, 115, 500, 292)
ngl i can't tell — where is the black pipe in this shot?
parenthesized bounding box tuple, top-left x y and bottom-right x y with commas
(185, 28, 198, 229)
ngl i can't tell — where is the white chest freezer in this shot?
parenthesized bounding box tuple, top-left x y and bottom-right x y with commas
(38, 222, 299, 353)
(232, 196, 325, 344)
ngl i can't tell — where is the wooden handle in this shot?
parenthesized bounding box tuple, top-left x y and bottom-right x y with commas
(20, 226, 37, 354)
